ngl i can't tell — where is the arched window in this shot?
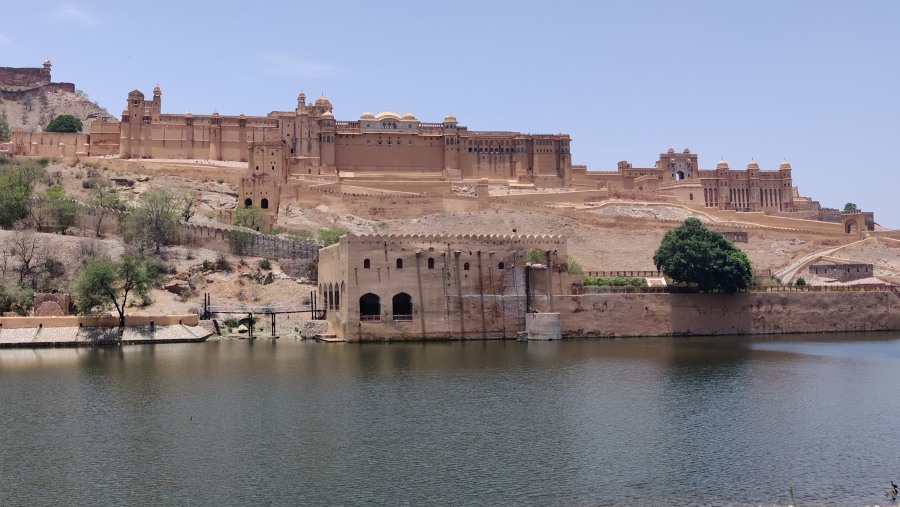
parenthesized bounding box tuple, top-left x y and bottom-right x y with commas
(244, 198, 253, 207)
(689, 193, 693, 201)
(261, 198, 269, 209)
(392, 292, 413, 321)
(363, 259, 370, 269)
(463, 262, 470, 271)
(327, 283, 334, 310)
(427, 258, 435, 269)
(498, 262, 505, 270)
(334, 283, 340, 310)
(359, 293, 381, 321)
(396, 258, 403, 269)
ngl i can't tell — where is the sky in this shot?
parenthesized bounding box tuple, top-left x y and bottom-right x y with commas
(2, 0, 898, 228)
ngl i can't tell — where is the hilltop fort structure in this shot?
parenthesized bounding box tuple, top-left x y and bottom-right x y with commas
(0, 60, 74, 98)
(5, 66, 874, 229)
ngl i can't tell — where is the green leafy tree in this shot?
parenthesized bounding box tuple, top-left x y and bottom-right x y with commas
(44, 114, 83, 133)
(233, 204, 265, 230)
(45, 183, 78, 232)
(0, 160, 45, 228)
(125, 188, 180, 253)
(0, 110, 11, 141)
(74, 253, 165, 327)
(317, 226, 349, 247)
(86, 176, 120, 237)
(526, 248, 543, 264)
(843, 202, 858, 212)
(653, 217, 753, 294)
(226, 229, 253, 256)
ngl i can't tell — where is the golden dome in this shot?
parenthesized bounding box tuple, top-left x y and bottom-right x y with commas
(444, 114, 457, 123)
(401, 112, 417, 120)
(360, 111, 375, 120)
(747, 160, 760, 170)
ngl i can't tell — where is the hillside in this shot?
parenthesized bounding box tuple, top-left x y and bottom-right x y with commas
(0, 88, 114, 132)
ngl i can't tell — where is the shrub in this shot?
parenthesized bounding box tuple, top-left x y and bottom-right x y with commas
(526, 248, 543, 264)
(567, 258, 584, 275)
(795, 276, 807, 286)
(258, 258, 271, 270)
(45, 115, 83, 133)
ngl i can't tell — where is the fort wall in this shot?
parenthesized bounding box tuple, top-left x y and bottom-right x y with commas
(556, 290, 900, 337)
(0, 314, 199, 329)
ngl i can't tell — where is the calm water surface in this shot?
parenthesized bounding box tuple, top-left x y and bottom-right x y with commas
(1, 332, 899, 506)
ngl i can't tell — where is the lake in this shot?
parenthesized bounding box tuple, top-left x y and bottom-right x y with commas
(1, 332, 899, 506)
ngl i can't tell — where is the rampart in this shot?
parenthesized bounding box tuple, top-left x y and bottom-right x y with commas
(0, 314, 199, 329)
(554, 289, 900, 337)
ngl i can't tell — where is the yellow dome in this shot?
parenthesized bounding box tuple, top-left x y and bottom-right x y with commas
(747, 160, 759, 170)
(360, 111, 375, 120)
(780, 160, 792, 170)
(444, 114, 457, 123)
(402, 112, 417, 120)
(717, 159, 729, 170)
(315, 94, 331, 105)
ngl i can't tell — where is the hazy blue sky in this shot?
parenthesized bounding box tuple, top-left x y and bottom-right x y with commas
(2, 0, 898, 228)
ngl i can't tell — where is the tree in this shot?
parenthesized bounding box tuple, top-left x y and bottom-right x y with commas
(86, 176, 120, 237)
(74, 253, 165, 327)
(44, 114, 83, 133)
(0, 110, 11, 141)
(0, 160, 44, 228)
(653, 217, 753, 294)
(843, 202, 858, 212)
(45, 183, 78, 232)
(125, 188, 180, 253)
(233, 204, 265, 230)
(526, 248, 543, 264)
(317, 226, 349, 247)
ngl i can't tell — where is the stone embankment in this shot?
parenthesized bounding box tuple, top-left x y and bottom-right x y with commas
(0, 315, 210, 348)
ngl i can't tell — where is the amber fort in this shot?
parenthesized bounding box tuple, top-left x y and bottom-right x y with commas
(3, 61, 875, 236)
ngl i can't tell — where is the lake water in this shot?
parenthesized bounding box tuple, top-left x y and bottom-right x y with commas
(1, 333, 899, 506)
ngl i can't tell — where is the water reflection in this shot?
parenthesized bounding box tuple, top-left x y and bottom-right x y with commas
(0, 333, 898, 506)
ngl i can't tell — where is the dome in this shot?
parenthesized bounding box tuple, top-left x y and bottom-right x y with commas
(121, 108, 129, 116)
(321, 111, 334, 119)
(716, 159, 729, 170)
(239, 111, 246, 118)
(360, 111, 375, 120)
(315, 94, 331, 106)
(443, 114, 457, 123)
(747, 160, 760, 170)
(375, 111, 401, 120)
(683, 148, 691, 154)
(43, 59, 51, 67)
(401, 112, 416, 120)
(667, 147, 675, 154)
(185, 111, 193, 117)
(780, 160, 792, 170)
(298, 91, 306, 99)
(153, 84, 161, 94)
(211, 109, 219, 116)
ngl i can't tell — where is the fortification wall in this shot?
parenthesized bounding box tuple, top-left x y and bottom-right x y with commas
(12, 131, 90, 157)
(0, 67, 50, 89)
(0, 314, 199, 329)
(556, 291, 900, 337)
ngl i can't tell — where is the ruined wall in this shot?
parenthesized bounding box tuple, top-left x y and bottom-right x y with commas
(809, 263, 874, 282)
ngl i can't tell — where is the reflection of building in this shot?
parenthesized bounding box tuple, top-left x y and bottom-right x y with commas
(317, 234, 571, 341)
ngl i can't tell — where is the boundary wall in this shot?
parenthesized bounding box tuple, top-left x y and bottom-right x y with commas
(0, 314, 198, 329)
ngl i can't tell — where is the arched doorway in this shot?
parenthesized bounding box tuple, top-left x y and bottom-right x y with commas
(244, 198, 252, 206)
(359, 293, 381, 321)
(392, 292, 413, 321)
(260, 198, 269, 209)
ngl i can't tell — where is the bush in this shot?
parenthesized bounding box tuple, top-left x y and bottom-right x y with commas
(567, 258, 584, 275)
(44, 115, 83, 133)
(215, 254, 231, 272)
(583, 276, 648, 287)
(795, 276, 807, 286)
(526, 248, 543, 264)
(258, 258, 271, 270)
(317, 226, 349, 247)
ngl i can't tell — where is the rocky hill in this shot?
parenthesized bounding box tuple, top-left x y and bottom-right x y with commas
(0, 88, 115, 132)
